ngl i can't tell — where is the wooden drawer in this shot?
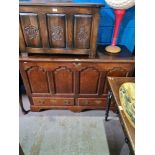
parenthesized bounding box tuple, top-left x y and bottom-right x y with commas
(78, 98, 106, 106)
(32, 97, 74, 106)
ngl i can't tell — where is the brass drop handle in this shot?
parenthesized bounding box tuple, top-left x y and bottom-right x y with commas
(64, 100, 70, 105)
(95, 101, 102, 105)
(50, 99, 57, 103)
(38, 100, 44, 105)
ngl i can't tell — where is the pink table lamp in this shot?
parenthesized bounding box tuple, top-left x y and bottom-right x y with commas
(105, 0, 135, 53)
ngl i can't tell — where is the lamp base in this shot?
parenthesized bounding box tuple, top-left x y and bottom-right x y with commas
(105, 45, 121, 53)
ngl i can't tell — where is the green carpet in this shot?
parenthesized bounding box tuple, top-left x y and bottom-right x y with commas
(19, 116, 110, 155)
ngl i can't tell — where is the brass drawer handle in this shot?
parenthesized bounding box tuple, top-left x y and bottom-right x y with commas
(95, 100, 102, 105)
(64, 100, 70, 105)
(50, 99, 57, 103)
(38, 100, 44, 105)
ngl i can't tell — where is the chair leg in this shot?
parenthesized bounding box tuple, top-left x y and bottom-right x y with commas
(105, 90, 112, 121)
(19, 143, 24, 155)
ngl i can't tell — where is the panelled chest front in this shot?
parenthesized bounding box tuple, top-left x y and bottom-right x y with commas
(19, 46, 135, 112)
(19, 1, 103, 58)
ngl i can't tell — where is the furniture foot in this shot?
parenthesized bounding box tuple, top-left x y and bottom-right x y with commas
(105, 90, 112, 121)
(31, 107, 41, 112)
(70, 107, 83, 112)
(115, 108, 119, 114)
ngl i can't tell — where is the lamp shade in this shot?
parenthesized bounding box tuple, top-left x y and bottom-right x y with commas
(105, 0, 135, 10)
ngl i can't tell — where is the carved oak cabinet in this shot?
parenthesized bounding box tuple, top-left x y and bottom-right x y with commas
(19, 0, 103, 58)
(19, 45, 135, 112)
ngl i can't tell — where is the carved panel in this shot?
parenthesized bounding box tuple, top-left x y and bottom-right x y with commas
(77, 27, 89, 42)
(104, 67, 128, 94)
(74, 14, 92, 49)
(20, 13, 41, 47)
(50, 26, 63, 41)
(79, 67, 100, 94)
(53, 67, 73, 93)
(24, 25, 39, 40)
(26, 66, 49, 93)
(47, 14, 66, 48)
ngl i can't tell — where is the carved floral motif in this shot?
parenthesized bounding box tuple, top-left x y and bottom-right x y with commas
(77, 27, 89, 42)
(24, 25, 39, 40)
(50, 26, 63, 41)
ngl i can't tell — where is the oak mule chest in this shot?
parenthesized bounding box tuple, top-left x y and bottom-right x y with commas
(19, 45, 135, 112)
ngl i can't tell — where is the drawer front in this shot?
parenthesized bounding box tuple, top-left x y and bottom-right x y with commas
(32, 97, 74, 106)
(78, 98, 106, 106)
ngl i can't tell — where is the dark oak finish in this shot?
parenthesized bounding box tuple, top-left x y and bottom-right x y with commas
(19, 45, 135, 112)
(106, 77, 135, 154)
(19, 1, 103, 58)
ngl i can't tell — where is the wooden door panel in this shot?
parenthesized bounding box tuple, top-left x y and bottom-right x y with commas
(47, 14, 66, 48)
(20, 13, 41, 47)
(74, 14, 92, 49)
(79, 67, 100, 94)
(26, 66, 49, 93)
(53, 67, 74, 94)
